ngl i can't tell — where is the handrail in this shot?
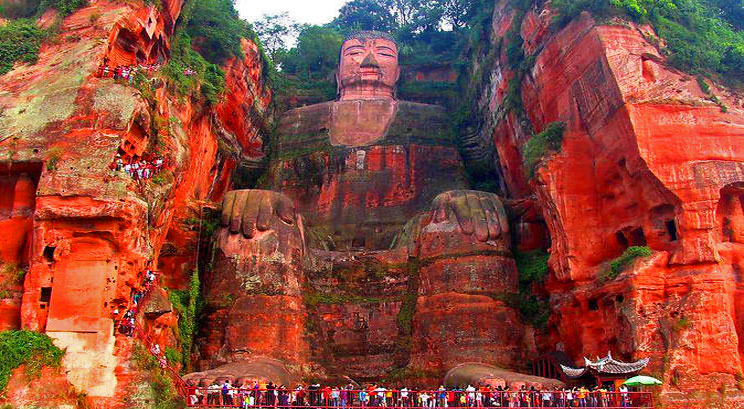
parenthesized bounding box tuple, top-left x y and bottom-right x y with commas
(182, 388, 653, 409)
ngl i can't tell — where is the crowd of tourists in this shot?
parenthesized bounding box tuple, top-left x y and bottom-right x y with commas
(115, 153, 165, 181)
(97, 57, 197, 82)
(186, 383, 649, 408)
(113, 269, 158, 337)
(96, 57, 161, 83)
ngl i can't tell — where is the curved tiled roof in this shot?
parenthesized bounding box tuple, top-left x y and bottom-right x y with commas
(560, 352, 650, 378)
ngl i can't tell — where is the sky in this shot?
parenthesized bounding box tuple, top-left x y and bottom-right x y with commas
(236, 0, 348, 25)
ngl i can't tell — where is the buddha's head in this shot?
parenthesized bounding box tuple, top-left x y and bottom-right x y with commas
(337, 31, 400, 101)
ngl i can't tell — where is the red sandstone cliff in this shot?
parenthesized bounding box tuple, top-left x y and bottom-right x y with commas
(0, 0, 270, 406)
(474, 1, 744, 406)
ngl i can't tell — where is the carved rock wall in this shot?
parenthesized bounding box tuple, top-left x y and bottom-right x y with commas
(0, 0, 270, 405)
(476, 1, 744, 405)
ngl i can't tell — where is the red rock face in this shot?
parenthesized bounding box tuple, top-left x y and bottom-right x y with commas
(197, 190, 310, 372)
(476, 1, 744, 404)
(0, 0, 270, 405)
(401, 191, 533, 373)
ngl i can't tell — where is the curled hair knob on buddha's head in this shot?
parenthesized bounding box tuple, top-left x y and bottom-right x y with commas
(344, 30, 397, 44)
(337, 31, 400, 101)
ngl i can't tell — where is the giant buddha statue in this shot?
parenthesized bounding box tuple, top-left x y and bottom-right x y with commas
(265, 31, 468, 250)
(190, 31, 533, 385)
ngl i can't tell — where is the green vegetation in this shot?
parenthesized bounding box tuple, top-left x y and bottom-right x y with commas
(184, 0, 245, 65)
(510, 249, 551, 329)
(0, 19, 46, 75)
(131, 343, 184, 409)
(167, 270, 202, 372)
(151, 170, 174, 186)
(45, 147, 64, 171)
(164, 347, 182, 366)
(161, 34, 225, 105)
(551, 0, 744, 85)
(673, 316, 691, 332)
(303, 292, 394, 306)
(522, 122, 566, 178)
(515, 293, 550, 329)
(0, 330, 65, 393)
(39, 0, 86, 16)
(0, 263, 26, 299)
(515, 249, 550, 284)
(601, 246, 653, 281)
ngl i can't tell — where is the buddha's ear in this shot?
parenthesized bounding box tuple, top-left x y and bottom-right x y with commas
(335, 70, 341, 99)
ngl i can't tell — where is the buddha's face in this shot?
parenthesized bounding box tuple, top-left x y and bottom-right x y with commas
(337, 37, 400, 100)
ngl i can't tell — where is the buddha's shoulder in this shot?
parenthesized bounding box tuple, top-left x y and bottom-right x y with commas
(278, 101, 334, 134)
(386, 101, 454, 146)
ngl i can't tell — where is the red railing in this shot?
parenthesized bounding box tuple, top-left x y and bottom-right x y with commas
(183, 389, 653, 409)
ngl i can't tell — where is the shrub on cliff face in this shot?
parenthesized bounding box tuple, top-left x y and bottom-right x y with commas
(601, 246, 653, 281)
(0, 19, 46, 75)
(162, 33, 225, 105)
(0, 330, 65, 393)
(167, 270, 202, 372)
(522, 121, 566, 178)
(515, 249, 550, 284)
(38, 0, 86, 16)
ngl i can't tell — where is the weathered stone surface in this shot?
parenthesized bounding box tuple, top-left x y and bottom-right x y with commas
(183, 358, 295, 387)
(473, 1, 744, 405)
(269, 101, 467, 251)
(0, 0, 270, 405)
(410, 293, 533, 373)
(444, 362, 564, 390)
(197, 190, 310, 372)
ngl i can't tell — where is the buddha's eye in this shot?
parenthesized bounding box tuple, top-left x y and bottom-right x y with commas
(379, 53, 395, 58)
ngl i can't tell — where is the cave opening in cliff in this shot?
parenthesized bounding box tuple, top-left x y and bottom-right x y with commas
(40, 287, 52, 303)
(665, 220, 678, 241)
(588, 299, 599, 311)
(616, 227, 647, 250)
(43, 246, 56, 263)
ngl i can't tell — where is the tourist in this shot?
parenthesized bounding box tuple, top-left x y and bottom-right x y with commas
(189, 385, 203, 406)
(375, 385, 386, 407)
(340, 386, 348, 409)
(296, 385, 306, 407)
(222, 380, 233, 406)
(619, 384, 629, 408)
(150, 343, 160, 356)
(358, 387, 368, 407)
(541, 389, 551, 408)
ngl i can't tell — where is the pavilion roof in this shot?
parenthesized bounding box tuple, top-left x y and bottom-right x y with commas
(559, 352, 650, 378)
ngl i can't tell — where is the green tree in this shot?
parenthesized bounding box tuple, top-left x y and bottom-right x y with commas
(332, 0, 398, 33)
(281, 25, 344, 79)
(185, 0, 245, 65)
(252, 12, 299, 61)
(0, 18, 45, 75)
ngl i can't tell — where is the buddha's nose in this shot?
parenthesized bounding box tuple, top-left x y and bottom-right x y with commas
(360, 53, 380, 69)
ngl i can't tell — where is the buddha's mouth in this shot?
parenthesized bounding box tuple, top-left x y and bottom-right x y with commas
(360, 68, 382, 79)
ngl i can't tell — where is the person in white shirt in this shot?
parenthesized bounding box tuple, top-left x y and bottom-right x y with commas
(376, 387, 386, 407)
(619, 384, 629, 407)
(465, 385, 476, 407)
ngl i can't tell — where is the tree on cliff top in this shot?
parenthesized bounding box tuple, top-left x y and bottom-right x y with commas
(184, 0, 245, 65)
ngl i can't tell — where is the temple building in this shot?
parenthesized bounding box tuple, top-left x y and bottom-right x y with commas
(560, 352, 650, 386)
